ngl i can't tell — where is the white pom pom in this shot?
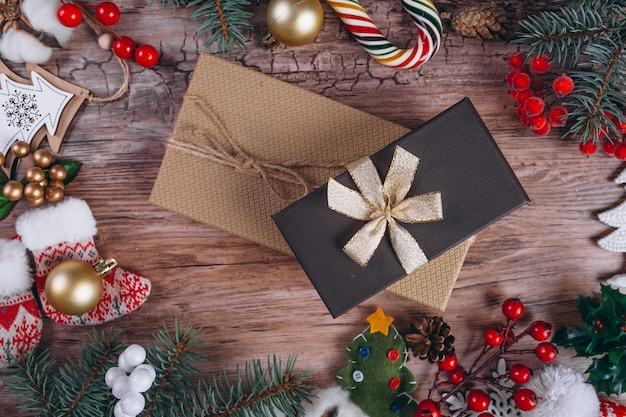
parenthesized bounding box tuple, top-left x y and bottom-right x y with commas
(525, 365, 600, 417)
(118, 354, 134, 373)
(112, 375, 132, 400)
(114, 401, 135, 417)
(120, 392, 146, 416)
(134, 364, 156, 381)
(105, 367, 126, 389)
(123, 344, 147, 367)
(129, 367, 155, 393)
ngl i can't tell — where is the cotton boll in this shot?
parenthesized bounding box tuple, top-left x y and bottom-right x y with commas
(120, 392, 146, 416)
(105, 367, 127, 389)
(525, 365, 600, 417)
(0, 29, 52, 63)
(21, 0, 74, 45)
(112, 375, 132, 400)
(123, 344, 147, 367)
(128, 367, 155, 393)
(114, 401, 135, 417)
(301, 386, 368, 417)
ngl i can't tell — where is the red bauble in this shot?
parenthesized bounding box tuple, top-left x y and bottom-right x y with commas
(467, 389, 490, 412)
(57, 3, 83, 27)
(509, 363, 532, 384)
(438, 354, 458, 372)
(96, 2, 121, 25)
(414, 399, 441, 417)
(535, 342, 558, 362)
(113, 36, 135, 60)
(135, 44, 159, 68)
(502, 298, 525, 320)
(528, 320, 552, 341)
(514, 388, 538, 411)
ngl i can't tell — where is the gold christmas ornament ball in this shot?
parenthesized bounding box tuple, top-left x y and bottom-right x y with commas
(26, 196, 45, 208)
(39, 178, 48, 189)
(0, 153, 5, 167)
(45, 260, 105, 316)
(266, 0, 324, 46)
(48, 164, 67, 182)
(24, 182, 44, 200)
(45, 186, 65, 203)
(98, 33, 115, 50)
(25, 166, 45, 183)
(49, 180, 65, 190)
(33, 149, 55, 168)
(3, 180, 24, 201)
(11, 141, 31, 158)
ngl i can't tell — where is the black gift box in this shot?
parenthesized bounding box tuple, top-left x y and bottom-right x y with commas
(272, 98, 530, 317)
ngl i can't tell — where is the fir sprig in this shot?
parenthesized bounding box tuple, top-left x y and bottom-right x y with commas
(152, 0, 253, 54)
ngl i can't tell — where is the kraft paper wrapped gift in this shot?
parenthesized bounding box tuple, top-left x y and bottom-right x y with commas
(272, 98, 530, 317)
(149, 53, 478, 312)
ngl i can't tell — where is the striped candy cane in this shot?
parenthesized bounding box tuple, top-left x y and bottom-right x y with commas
(327, 0, 442, 69)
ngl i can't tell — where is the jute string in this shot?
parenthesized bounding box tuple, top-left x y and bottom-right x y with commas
(166, 93, 350, 202)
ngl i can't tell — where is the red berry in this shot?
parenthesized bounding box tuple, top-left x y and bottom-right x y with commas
(57, 3, 82, 27)
(449, 368, 466, 385)
(508, 53, 526, 69)
(514, 89, 534, 105)
(134, 44, 159, 68)
(112, 36, 135, 60)
(535, 342, 558, 362)
(438, 354, 457, 372)
(615, 142, 626, 160)
(548, 106, 568, 127)
(514, 388, 538, 411)
(529, 114, 548, 132)
(502, 298, 525, 320)
(524, 96, 545, 116)
(96, 1, 120, 25)
(484, 327, 505, 347)
(467, 389, 490, 412)
(616, 117, 626, 134)
(532, 121, 551, 136)
(552, 74, 574, 96)
(478, 414, 495, 417)
(579, 141, 598, 157)
(509, 363, 532, 384)
(529, 320, 552, 341)
(512, 72, 531, 91)
(603, 140, 616, 156)
(530, 54, 551, 73)
(414, 399, 441, 417)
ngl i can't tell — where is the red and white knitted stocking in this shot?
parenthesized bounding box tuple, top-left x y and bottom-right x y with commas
(15, 198, 151, 326)
(0, 238, 42, 368)
(601, 399, 626, 417)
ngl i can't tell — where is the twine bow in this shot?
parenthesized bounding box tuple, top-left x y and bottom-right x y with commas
(327, 146, 443, 274)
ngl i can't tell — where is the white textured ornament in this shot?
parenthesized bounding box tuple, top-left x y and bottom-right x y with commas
(112, 375, 132, 400)
(606, 274, 626, 294)
(598, 167, 626, 251)
(128, 366, 155, 392)
(114, 401, 135, 417)
(117, 354, 134, 373)
(120, 391, 145, 415)
(105, 367, 126, 388)
(123, 344, 147, 367)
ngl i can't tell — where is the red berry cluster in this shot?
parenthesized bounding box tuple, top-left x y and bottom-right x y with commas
(414, 297, 558, 417)
(57, 1, 159, 68)
(507, 53, 574, 137)
(584, 112, 626, 160)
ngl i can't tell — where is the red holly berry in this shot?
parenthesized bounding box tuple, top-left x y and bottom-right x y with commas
(508, 53, 526, 69)
(579, 141, 598, 157)
(535, 342, 558, 362)
(616, 117, 626, 135)
(484, 327, 505, 347)
(614, 142, 626, 160)
(414, 399, 441, 417)
(514, 388, 538, 411)
(548, 106, 568, 127)
(532, 122, 551, 136)
(438, 354, 458, 372)
(603, 140, 616, 157)
(509, 363, 532, 384)
(134, 44, 159, 68)
(467, 389, 490, 412)
(514, 89, 534, 105)
(502, 298, 525, 320)
(506, 70, 519, 87)
(530, 54, 551, 73)
(529, 114, 548, 132)
(112, 36, 135, 60)
(529, 320, 552, 341)
(512, 72, 531, 91)
(57, 3, 83, 27)
(552, 74, 574, 96)
(449, 368, 466, 385)
(524, 96, 545, 116)
(96, 2, 120, 25)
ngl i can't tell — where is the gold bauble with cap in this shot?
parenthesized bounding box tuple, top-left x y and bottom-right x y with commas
(45, 258, 117, 316)
(264, 0, 324, 47)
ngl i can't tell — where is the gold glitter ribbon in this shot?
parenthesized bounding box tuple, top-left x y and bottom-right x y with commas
(327, 146, 443, 274)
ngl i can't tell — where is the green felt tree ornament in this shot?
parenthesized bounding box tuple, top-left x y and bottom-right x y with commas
(336, 308, 418, 417)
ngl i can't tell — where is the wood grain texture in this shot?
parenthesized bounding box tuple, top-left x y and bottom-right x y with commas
(0, 0, 622, 415)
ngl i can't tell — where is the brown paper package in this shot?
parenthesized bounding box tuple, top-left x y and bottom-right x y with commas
(149, 53, 473, 312)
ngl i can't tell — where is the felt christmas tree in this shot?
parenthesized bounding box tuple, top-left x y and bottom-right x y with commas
(598, 168, 626, 252)
(336, 308, 418, 417)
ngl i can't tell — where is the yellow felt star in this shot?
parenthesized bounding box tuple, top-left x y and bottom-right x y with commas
(366, 308, 394, 336)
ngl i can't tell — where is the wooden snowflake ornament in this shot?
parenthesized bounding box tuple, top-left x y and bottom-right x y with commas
(598, 168, 626, 252)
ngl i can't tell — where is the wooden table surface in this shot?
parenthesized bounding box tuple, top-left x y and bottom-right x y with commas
(0, 0, 623, 415)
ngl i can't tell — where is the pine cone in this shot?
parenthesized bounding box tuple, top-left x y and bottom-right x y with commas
(448, 6, 507, 40)
(405, 316, 455, 363)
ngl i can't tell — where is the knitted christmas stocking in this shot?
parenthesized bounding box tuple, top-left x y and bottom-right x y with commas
(0, 238, 42, 368)
(15, 198, 151, 326)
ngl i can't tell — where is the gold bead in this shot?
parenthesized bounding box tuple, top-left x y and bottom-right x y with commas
(25, 166, 45, 183)
(33, 149, 55, 168)
(48, 164, 67, 182)
(2, 180, 23, 201)
(45, 260, 106, 315)
(266, 0, 324, 46)
(11, 141, 31, 158)
(49, 180, 65, 190)
(45, 186, 64, 203)
(0, 153, 5, 167)
(26, 196, 45, 208)
(24, 182, 44, 200)
(39, 178, 48, 189)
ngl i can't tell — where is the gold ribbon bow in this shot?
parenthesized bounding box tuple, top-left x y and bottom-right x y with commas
(327, 146, 443, 274)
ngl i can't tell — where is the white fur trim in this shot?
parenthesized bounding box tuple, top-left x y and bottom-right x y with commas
(16, 197, 97, 251)
(0, 239, 33, 296)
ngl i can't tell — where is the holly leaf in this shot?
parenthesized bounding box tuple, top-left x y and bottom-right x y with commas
(586, 353, 626, 395)
(0, 169, 8, 185)
(552, 324, 594, 355)
(0, 196, 18, 221)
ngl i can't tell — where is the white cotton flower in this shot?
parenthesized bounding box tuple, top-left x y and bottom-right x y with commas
(606, 275, 626, 294)
(524, 365, 599, 417)
(21, 0, 74, 45)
